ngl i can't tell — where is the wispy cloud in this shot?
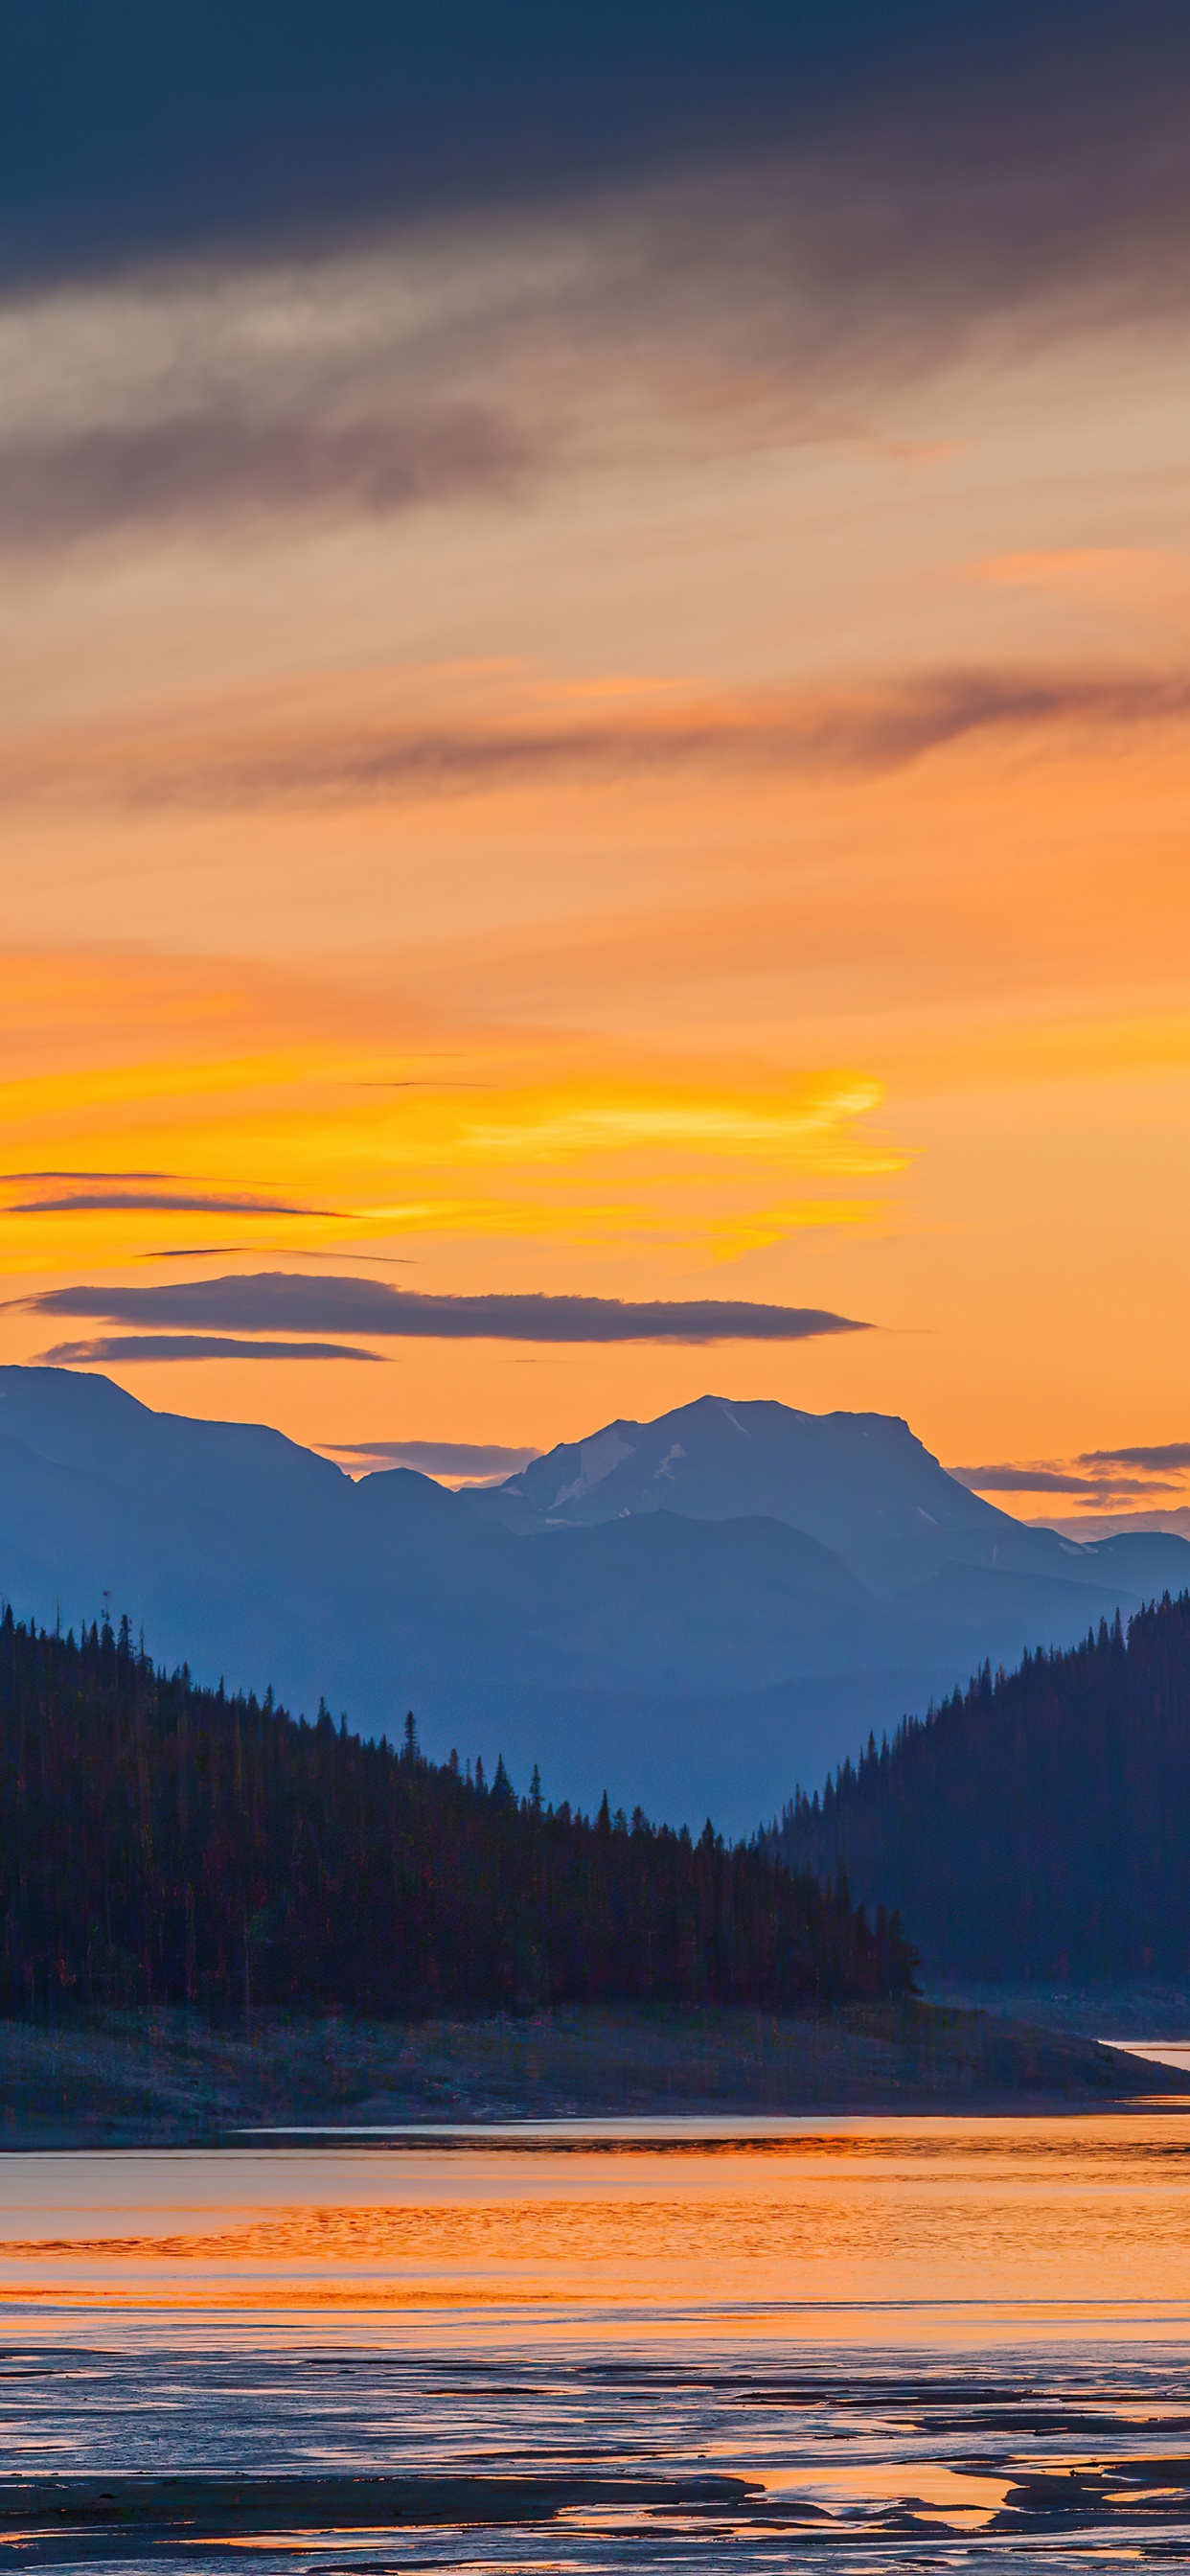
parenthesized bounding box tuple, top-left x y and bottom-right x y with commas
(1079, 1441, 1190, 1471)
(39, 1334, 384, 1365)
(6, 666, 1190, 812)
(8, 8, 1190, 568)
(7, 9, 1190, 340)
(138, 1244, 418, 1263)
(23, 1271, 870, 1345)
(0, 406, 535, 552)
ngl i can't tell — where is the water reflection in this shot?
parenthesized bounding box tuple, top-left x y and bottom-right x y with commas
(3, 2118, 1190, 2566)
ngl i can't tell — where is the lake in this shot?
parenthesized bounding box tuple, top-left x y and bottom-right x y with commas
(5, 2108, 1190, 2567)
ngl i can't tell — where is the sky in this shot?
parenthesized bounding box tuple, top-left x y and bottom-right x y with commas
(1, 2, 1188, 1518)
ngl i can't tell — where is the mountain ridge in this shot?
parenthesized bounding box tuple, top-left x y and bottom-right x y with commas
(467, 1392, 1168, 1599)
(1, 1366, 1187, 1830)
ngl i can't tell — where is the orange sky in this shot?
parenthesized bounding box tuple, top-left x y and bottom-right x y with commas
(2, 218, 1188, 1514)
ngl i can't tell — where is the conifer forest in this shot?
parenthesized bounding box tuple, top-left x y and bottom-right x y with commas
(0, 1606, 914, 2016)
(775, 1593, 1190, 1980)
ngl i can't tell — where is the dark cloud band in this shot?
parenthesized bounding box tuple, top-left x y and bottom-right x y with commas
(950, 1464, 1105, 1496)
(8, 667, 1189, 808)
(1079, 1442, 1190, 1471)
(38, 1334, 384, 1365)
(0, 1170, 174, 1182)
(11, 1191, 336, 1215)
(951, 1461, 1182, 1496)
(24, 1271, 869, 1346)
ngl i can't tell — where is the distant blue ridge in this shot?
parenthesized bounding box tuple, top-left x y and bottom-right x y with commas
(0, 1368, 1184, 1837)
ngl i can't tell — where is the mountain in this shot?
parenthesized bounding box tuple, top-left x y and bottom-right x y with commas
(773, 1593, 1190, 1981)
(1044, 1506, 1190, 1544)
(0, 1367, 1187, 1832)
(466, 1394, 1143, 1593)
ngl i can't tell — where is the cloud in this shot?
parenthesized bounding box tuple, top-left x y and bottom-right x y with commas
(0, 1172, 340, 1217)
(138, 1245, 417, 1262)
(23, 1270, 869, 1345)
(0, 405, 534, 551)
(6, 0, 1190, 337)
(38, 1335, 384, 1365)
(8, 667, 1190, 811)
(951, 1460, 1182, 1497)
(1079, 1442, 1190, 1471)
(7, 14, 1190, 562)
(950, 1463, 1106, 1495)
(0, 1169, 174, 1181)
(9, 1190, 339, 1215)
(323, 1438, 542, 1475)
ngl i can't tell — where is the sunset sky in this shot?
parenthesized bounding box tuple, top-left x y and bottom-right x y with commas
(2, 4, 1188, 1519)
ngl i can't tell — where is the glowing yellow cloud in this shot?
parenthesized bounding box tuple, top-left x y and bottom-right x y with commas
(0, 1024, 900, 1277)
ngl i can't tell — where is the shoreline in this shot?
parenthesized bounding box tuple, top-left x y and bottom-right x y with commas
(1, 1997, 1186, 2147)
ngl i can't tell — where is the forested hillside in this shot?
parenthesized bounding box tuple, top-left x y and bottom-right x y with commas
(0, 1606, 912, 2015)
(774, 1594, 1190, 1980)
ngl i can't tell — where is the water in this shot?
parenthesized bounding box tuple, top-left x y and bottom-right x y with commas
(5, 2112, 1190, 2568)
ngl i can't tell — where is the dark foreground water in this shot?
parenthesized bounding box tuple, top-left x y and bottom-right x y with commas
(5, 2109, 1190, 2570)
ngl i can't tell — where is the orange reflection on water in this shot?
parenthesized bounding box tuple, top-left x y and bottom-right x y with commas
(2, 2119, 1190, 2335)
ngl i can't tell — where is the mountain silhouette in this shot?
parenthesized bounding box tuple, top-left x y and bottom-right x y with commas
(469, 1393, 1087, 1590)
(0, 1367, 1185, 1832)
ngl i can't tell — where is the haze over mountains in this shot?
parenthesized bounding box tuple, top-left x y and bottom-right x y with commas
(0, 1368, 1186, 1833)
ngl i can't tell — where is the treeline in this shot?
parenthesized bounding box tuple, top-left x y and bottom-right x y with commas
(773, 1593, 1190, 1980)
(0, 1606, 913, 2015)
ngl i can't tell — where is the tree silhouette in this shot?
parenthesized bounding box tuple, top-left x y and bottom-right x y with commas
(773, 1592, 1190, 1979)
(0, 1602, 913, 2016)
